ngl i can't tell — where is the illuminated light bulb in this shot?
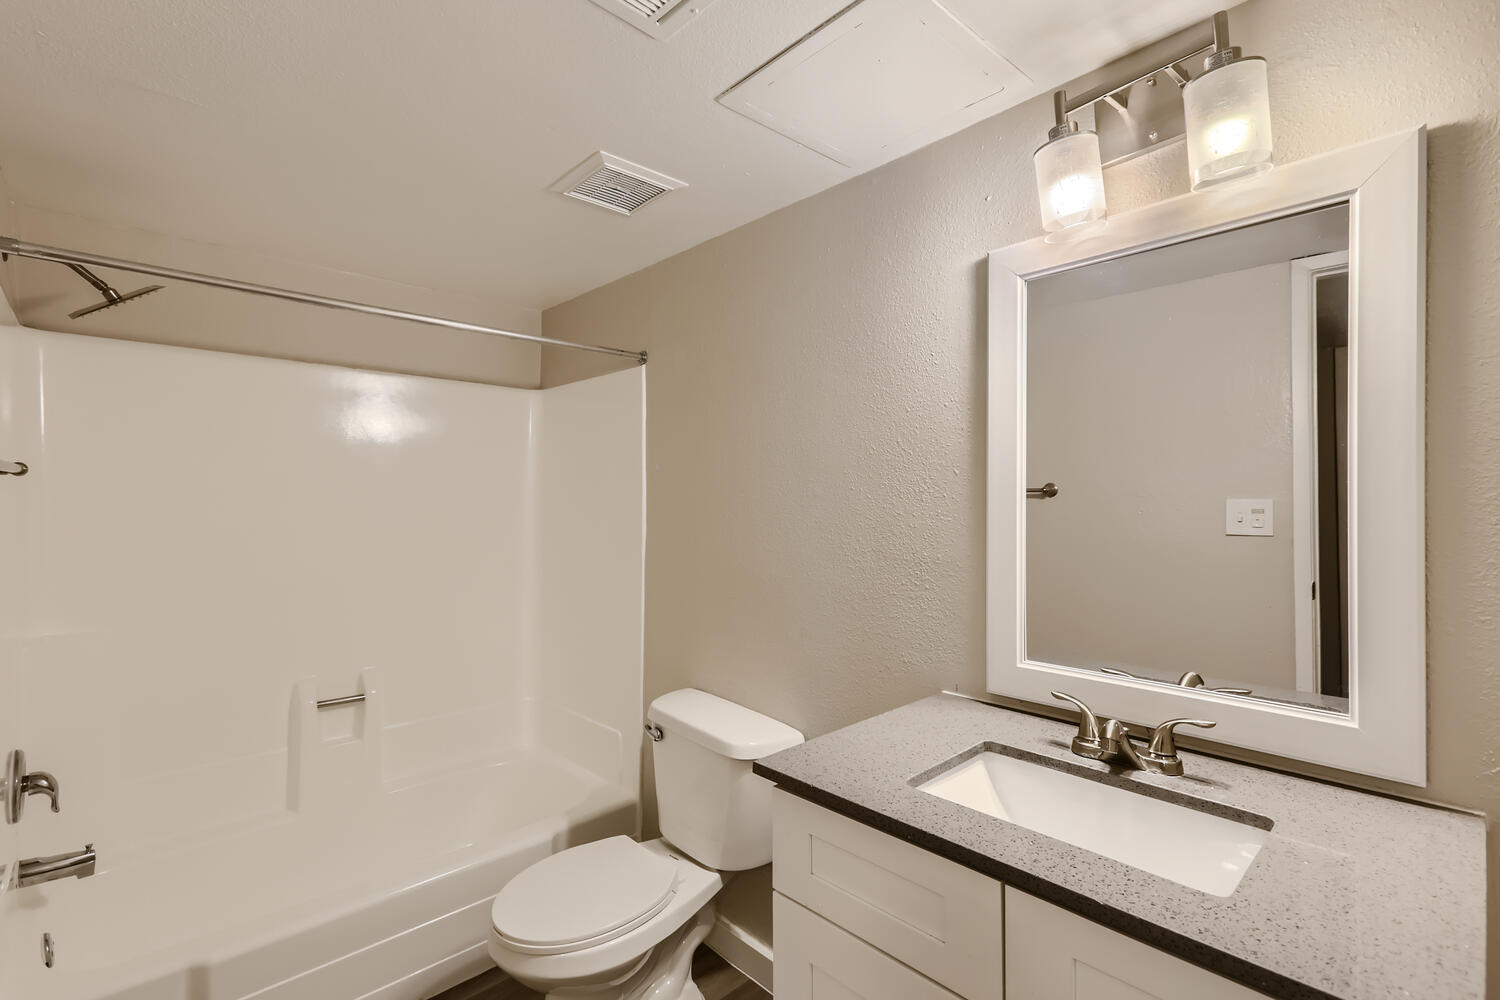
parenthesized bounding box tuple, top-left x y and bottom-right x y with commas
(1205, 116, 1252, 157)
(1048, 172, 1101, 220)
(1183, 48, 1273, 190)
(1034, 125, 1106, 242)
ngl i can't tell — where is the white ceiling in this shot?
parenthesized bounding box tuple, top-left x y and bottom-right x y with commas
(0, 0, 1222, 312)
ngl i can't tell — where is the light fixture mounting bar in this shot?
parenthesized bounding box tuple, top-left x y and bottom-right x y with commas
(1050, 14, 1223, 166)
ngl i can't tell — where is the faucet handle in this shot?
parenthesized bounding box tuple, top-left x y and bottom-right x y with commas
(1146, 718, 1216, 757)
(23, 771, 60, 814)
(1051, 692, 1124, 761)
(1050, 691, 1101, 740)
(5, 751, 60, 824)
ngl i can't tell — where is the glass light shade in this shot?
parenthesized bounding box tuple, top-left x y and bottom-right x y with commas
(1183, 57, 1273, 190)
(1033, 130, 1106, 242)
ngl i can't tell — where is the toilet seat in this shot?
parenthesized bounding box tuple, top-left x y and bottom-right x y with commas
(488, 838, 724, 993)
(491, 836, 678, 956)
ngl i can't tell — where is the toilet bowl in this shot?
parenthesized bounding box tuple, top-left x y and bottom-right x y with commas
(486, 689, 802, 999)
(488, 838, 721, 998)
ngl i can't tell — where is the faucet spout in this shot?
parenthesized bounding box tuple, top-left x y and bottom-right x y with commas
(1101, 719, 1146, 770)
(1051, 693, 1214, 777)
(16, 844, 96, 888)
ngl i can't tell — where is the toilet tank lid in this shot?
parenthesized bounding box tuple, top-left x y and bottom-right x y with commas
(647, 689, 804, 760)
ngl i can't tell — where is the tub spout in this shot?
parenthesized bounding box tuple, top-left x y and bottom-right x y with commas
(16, 844, 95, 888)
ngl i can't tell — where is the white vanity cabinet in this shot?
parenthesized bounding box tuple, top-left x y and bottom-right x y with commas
(1003, 891, 1268, 1000)
(772, 790, 1005, 1000)
(771, 790, 1269, 1000)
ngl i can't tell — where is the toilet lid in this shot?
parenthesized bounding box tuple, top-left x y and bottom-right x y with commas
(491, 837, 678, 954)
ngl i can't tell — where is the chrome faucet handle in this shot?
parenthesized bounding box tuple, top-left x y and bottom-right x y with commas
(24, 772, 60, 813)
(1051, 691, 1101, 741)
(1146, 718, 1216, 758)
(1138, 719, 1216, 776)
(4, 750, 60, 824)
(1052, 692, 1119, 761)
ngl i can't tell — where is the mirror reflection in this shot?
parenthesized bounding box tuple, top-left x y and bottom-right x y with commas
(1024, 205, 1351, 713)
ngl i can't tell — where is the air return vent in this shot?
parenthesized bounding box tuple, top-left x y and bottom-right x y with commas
(587, 0, 719, 39)
(717, 0, 1030, 169)
(550, 152, 686, 216)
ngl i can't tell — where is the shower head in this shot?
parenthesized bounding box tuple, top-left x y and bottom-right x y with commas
(63, 262, 163, 319)
(68, 284, 163, 319)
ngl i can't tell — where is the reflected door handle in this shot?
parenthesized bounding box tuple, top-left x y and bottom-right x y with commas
(1026, 483, 1058, 499)
(0, 460, 27, 476)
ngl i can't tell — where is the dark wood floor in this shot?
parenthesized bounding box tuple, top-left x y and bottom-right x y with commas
(431, 946, 769, 1000)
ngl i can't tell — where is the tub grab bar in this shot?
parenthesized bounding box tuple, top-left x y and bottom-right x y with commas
(316, 694, 366, 710)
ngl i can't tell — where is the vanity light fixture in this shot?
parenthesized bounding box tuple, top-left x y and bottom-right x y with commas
(1031, 9, 1275, 238)
(1033, 91, 1107, 243)
(1182, 11, 1274, 189)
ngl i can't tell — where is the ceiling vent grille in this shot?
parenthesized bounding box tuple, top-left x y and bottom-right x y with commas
(617, 0, 676, 15)
(587, 0, 719, 39)
(550, 152, 687, 216)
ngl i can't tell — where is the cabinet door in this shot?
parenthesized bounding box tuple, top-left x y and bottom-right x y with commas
(773, 791, 1005, 999)
(1005, 889, 1271, 1000)
(774, 892, 966, 1000)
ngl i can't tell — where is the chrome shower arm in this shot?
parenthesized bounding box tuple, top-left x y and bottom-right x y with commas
(63, 262, 119, 301)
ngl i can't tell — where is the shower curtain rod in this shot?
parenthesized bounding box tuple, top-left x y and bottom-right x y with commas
(0, 236, 647, 364)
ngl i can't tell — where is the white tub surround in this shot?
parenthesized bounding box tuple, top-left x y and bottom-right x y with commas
(0, 327, 646, 1000)
(24, 755, 634, 1000)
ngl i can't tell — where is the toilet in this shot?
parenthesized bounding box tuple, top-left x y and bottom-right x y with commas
(487, 689, 803, 999)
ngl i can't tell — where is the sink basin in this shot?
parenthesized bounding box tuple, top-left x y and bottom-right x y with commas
(916, 749, 1269, 897)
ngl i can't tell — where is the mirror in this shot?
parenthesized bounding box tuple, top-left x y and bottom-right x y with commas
(987, 128, 1427, 783)
(1024, 206, 1351, 713)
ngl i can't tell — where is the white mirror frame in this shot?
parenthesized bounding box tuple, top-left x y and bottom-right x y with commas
(987, 127, 1427, 785)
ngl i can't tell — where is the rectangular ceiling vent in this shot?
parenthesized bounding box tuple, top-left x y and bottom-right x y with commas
(587, 0, 719, 40)
(550, 152, 687, 216)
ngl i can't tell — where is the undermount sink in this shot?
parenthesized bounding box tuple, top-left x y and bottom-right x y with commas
(916, 748, 1269, 897)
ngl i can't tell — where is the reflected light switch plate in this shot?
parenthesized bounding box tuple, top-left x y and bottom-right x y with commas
(1226, 498, 1274, 536)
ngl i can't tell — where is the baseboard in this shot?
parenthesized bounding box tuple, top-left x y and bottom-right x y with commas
(705, 912, 773, 994)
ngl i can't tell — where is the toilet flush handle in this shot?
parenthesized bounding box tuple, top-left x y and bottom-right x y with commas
(644, 723, 664, 742)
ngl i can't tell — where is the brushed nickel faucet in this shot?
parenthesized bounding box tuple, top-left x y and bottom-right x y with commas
(16, 845, 96, 888)
(1051, 692, 1215, 777)
(4, 749, 60, 825)
(4, 749, 98, 889)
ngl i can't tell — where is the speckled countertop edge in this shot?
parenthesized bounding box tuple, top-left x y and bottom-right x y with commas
(753, 694, 1486, 1000)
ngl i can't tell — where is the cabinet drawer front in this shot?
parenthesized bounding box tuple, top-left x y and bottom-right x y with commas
(772, 790, 1005, 1000)
(774, 892, 964, 1000)
(1005, 889, 1272, 1000)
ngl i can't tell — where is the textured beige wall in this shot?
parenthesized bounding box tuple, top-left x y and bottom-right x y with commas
(543, 0, 1500, 981)
(1026, 262, 1299, 692)
(0, 203, 543, 387)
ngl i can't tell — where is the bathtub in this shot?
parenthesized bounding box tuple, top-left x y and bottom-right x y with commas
(2, 750, 636, 1000)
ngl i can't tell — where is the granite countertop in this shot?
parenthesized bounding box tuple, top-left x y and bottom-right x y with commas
(753, 694, 1486, 1000)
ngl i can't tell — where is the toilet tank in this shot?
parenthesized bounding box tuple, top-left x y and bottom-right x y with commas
(647, 689, 804, 871)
